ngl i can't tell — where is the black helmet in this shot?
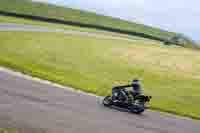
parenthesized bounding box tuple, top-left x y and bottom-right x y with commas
(132, 79, 142, 92)
(132, 79, 140, 85)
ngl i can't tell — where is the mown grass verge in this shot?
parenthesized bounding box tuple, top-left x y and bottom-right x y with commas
(0, 128, 16, 133)
(0, 31, 200, 119)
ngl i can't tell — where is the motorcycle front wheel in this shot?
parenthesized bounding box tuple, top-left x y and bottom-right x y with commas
(103, 96, 113, 107)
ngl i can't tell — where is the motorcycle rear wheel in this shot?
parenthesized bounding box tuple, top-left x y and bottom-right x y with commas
(129, 105, 144, 114)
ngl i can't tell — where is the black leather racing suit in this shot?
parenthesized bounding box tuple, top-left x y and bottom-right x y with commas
(112, 84, 142, 102)
(112, 85, 131, 101)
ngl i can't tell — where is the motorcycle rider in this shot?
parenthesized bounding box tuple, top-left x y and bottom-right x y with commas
(131, 79, 143, 97)
(112, 79, 143, 102)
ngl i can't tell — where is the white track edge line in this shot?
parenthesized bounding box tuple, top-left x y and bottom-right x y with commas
(0, 66, 101, 98)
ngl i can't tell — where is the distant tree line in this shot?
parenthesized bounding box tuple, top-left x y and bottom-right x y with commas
(164, 34, 199, 49)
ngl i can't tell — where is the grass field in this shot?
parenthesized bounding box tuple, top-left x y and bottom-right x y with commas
(0, 0, 176, 40)
(0, 128, 16, 133)
(0, 31, 200, 119)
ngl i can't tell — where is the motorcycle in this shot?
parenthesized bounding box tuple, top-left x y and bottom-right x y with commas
(103, 90, 152, 114)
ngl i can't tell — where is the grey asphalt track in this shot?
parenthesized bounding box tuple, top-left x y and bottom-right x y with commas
(0, 69, 200, 133)
(0, 23, 138, 42)
(0, 24, 200, 133)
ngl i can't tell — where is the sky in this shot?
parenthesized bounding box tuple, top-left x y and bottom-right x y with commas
(33, 0, 200, 41)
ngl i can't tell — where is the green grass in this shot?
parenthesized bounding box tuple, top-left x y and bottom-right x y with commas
(0, 0, 176, 40)
(0, 31, 200, 119)
(0, 128, 16, 133)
